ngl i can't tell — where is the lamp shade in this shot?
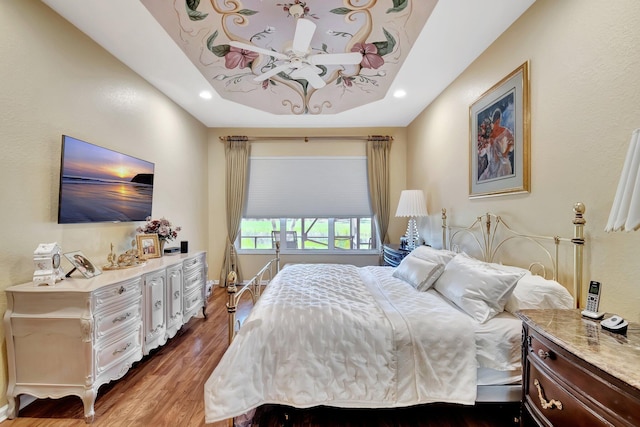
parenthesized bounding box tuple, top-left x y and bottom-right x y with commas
(605, 129, 640, 232)
(395, 190, 428, 217)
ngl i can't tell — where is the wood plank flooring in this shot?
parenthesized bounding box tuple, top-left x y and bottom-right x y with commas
(3, 286, 520, 427)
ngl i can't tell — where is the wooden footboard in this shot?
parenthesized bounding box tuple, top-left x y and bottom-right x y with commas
(226, 242, 281, 344)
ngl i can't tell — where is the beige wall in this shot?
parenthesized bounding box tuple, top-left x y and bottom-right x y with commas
(0, 0, 209, 408)
(407, 0, 640, 320)
(207, 128, 408, 280)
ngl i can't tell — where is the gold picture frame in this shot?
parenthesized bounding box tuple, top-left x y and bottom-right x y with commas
(136, 234, 161, 260)
(469, 61, 530, 198)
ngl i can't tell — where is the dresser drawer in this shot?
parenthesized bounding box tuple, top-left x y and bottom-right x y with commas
(184, 268, 205, 294)
(183, 254, 205, 275)
(93, 278, 142, 312)
(528, 330, 640, 426)
(95, 327, 142, 377)
(525, 359, 608, 427)
(94, 297, 142, 341)
(183, 288, 203, 321)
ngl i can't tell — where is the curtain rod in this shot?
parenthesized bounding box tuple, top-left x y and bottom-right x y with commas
(219, 135, 393, 143)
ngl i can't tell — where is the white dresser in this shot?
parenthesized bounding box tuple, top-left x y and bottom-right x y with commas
(3, 251, 207, 423)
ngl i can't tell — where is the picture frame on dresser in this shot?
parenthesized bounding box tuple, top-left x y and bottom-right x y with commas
(63, 250, 101, 278)
(470, 61, 530, 198)
(136, 233, 161, 260)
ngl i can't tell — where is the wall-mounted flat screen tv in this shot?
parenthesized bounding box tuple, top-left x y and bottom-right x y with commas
(58, 135, 155, 224)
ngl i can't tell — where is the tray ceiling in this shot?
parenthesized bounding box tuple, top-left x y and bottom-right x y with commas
(141, 0, 438, 116)
(41, 0, 535, 128)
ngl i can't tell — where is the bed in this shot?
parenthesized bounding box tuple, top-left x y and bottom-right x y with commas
(204, 203, 586, 424)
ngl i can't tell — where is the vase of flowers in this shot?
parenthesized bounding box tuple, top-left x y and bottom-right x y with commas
(136, 217, 181, 255)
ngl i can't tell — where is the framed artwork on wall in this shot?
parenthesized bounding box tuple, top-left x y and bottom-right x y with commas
(136, 234, 161, 260)
(469, 61, 530, 198)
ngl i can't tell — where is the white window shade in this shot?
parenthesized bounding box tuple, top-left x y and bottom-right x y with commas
(244, 157, 372, 218)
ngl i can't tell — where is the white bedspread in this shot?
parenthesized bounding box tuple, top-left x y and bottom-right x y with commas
(204, 264, 477, 423)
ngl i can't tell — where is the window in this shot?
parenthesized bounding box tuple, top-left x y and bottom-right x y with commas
(239, 217, 376, 251)
(240, 156, 376, 253)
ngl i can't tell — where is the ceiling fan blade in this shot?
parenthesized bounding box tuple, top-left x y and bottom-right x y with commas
(229, 41, 288, 61)
(254, 64, 293, 82)
(309, 52, 363, 66)
(290, 66, 326, 89)
(292, 18, 316, 54)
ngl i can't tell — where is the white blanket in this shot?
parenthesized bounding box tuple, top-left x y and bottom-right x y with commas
(204, 264, 477, 423)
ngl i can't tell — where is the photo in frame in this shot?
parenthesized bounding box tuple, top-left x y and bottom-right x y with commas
(136, 234, 161, 260)
(64, 250, 102, 278)
(470, 61, 530, 198)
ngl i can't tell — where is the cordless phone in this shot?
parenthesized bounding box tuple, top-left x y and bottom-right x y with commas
(581, 281, 604, 320)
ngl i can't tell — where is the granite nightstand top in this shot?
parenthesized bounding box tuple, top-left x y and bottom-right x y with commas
(517, 309, 640, 390)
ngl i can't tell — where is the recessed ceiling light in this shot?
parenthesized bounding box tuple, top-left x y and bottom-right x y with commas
(393, 89, 407, 98)
(199, 91, 212, 100)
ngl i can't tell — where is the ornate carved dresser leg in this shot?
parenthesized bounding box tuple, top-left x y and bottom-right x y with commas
(83, 389, 96, 424)
(6, 393, 18, 419)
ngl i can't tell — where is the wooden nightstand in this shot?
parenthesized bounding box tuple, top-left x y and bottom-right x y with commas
(382, 244, 411, 267)
(517, 309, 640, 427)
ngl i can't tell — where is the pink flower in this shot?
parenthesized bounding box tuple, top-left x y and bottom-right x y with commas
(351, 43, 384, 69)
(224, 47, 259, 69)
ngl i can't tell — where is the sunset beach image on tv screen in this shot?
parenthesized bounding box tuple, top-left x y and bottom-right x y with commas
(58, 135, 155, 224)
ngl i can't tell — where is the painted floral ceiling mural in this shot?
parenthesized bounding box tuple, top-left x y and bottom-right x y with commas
(141, 0, 437, 115)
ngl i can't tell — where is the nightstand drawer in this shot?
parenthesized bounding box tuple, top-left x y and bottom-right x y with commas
(382, 244, 410, 267)
(527, 329, 640, 426)
(525, 359, 608, 427)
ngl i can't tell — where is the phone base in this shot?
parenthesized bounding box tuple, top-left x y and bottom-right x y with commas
(601, 320, 628, 334)
(581, 310, 605, 320)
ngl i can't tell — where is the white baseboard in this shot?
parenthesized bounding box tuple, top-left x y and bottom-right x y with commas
(0, 395, 37, 422)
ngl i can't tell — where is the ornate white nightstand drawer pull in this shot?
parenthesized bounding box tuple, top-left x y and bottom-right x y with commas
(154, 300, 162, 309)
(117, 286, 126, 295)
(534, 378, 563, 410)
(112, 342, 131, 356)
(538, 349, 551, 359)
(174, 290, 180, 299)
(112, 312, 131, 323)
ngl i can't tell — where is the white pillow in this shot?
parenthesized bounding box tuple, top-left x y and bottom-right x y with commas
(409, 246, 457, 266)
(393, 256, 444, 291)
(434, 253, 525, 323)
(505, 274, 575, 314)
(487, 261, 531, 276)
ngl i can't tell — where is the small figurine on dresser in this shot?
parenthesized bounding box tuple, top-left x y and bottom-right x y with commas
(103, 240, 145, 270)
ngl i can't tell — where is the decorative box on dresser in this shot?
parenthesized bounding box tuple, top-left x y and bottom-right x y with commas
(3, 251, 207, 423)
(382, 244, 411, 267)
(517, 309, 640, 427)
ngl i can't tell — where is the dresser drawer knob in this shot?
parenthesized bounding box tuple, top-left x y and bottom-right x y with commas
(534, 379, 563, 410)
(537, 349, 551, 359)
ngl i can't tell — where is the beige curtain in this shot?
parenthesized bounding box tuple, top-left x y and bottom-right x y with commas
(367, 136, 392, 263)
(220, 136, 250, 287)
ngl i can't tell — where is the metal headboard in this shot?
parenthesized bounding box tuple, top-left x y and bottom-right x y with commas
(441, 203, 586, 308)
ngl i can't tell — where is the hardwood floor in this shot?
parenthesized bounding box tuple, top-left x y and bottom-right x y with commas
(3, 286, 520, 427)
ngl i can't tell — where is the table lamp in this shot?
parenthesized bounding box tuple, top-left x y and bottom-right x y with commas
(395, 189, 428, 250)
